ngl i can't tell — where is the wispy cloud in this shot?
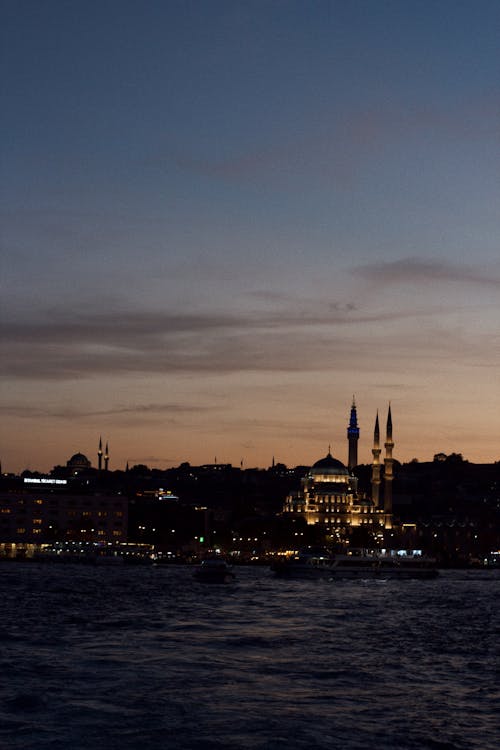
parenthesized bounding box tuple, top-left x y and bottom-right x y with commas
(0, 402, 211, 420)
(0, 291, 491, 381)
(352, 257, 500, 287)
(159, 95, 499, 186)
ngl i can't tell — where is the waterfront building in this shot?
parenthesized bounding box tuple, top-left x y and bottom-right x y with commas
(0, 485, 127, 556)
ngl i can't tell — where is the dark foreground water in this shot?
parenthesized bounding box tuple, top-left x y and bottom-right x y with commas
(0, 563, 498, 750)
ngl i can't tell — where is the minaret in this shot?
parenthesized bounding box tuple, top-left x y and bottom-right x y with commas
(371, 412, 381, 509)
(98, 436, 103, 472)
(347, 396, 360, 471)
(104, 442, 109, 472)
(383, 405, 394, 525)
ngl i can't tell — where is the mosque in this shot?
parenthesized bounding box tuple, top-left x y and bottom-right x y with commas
(64, 437, 110, 476)
(283, 399, 394, 540)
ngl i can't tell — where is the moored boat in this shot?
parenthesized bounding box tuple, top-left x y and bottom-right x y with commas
(271, 548, 439, 580)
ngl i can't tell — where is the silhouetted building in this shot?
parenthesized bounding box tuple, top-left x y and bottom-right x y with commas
(66, 452, 91, 474)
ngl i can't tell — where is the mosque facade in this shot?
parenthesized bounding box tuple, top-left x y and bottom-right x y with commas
(283, 400, 394, 539)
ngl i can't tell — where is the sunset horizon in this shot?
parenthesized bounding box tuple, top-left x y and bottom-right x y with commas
(2, 1, 499, 475)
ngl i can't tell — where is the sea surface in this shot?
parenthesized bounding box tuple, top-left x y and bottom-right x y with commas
(0, 563, 498, 750)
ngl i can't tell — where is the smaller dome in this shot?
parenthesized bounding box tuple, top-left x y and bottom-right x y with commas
(357, 497, 373, 506)
(67, 452, 91, 469)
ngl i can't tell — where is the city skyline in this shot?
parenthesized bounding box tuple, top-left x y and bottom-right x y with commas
(1, 1, 499, 472)
(6, 399, 496, 475)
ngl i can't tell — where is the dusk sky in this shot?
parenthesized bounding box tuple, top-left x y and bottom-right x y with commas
(1, 0, 499, 473)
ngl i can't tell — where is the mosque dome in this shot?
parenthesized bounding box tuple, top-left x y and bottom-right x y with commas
(311, 452, 349, 475)
(66, 452, 91, 469)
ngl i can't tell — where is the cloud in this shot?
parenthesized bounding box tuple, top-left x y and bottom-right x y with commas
(352, 257, 500, 287)
(0, 293, 491, 381)
(0, 402, 211, 420)
(0, 303, 378, 356)
(158, 95, 499, 186)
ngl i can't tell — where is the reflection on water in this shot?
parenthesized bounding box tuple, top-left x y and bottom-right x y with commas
(0, 564, 498, 750)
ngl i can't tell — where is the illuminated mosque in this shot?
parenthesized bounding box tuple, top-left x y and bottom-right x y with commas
(284, 400, 394, 538)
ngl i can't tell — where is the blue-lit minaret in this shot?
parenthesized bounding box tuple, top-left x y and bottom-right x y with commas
(347, 397, 360, 471)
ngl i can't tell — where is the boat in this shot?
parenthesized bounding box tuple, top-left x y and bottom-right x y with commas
(271, 548, 439, 580)
(193, 558, 236, 583)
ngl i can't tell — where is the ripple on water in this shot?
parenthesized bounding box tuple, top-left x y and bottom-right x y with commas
(0, 564, 499, 750)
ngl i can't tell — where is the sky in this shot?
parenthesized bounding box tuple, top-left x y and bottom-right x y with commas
(1, 0, 499, 473)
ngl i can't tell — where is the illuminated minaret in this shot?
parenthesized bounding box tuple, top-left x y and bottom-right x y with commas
(371, 412, 381, 508)
(104, 442, 109, 472)
(347, 396, 360, 471)
(98, 437, 103, 472)
(383, 405, 394, 524)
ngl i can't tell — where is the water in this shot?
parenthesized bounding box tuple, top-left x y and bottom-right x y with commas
(0, 564, 498, 750)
